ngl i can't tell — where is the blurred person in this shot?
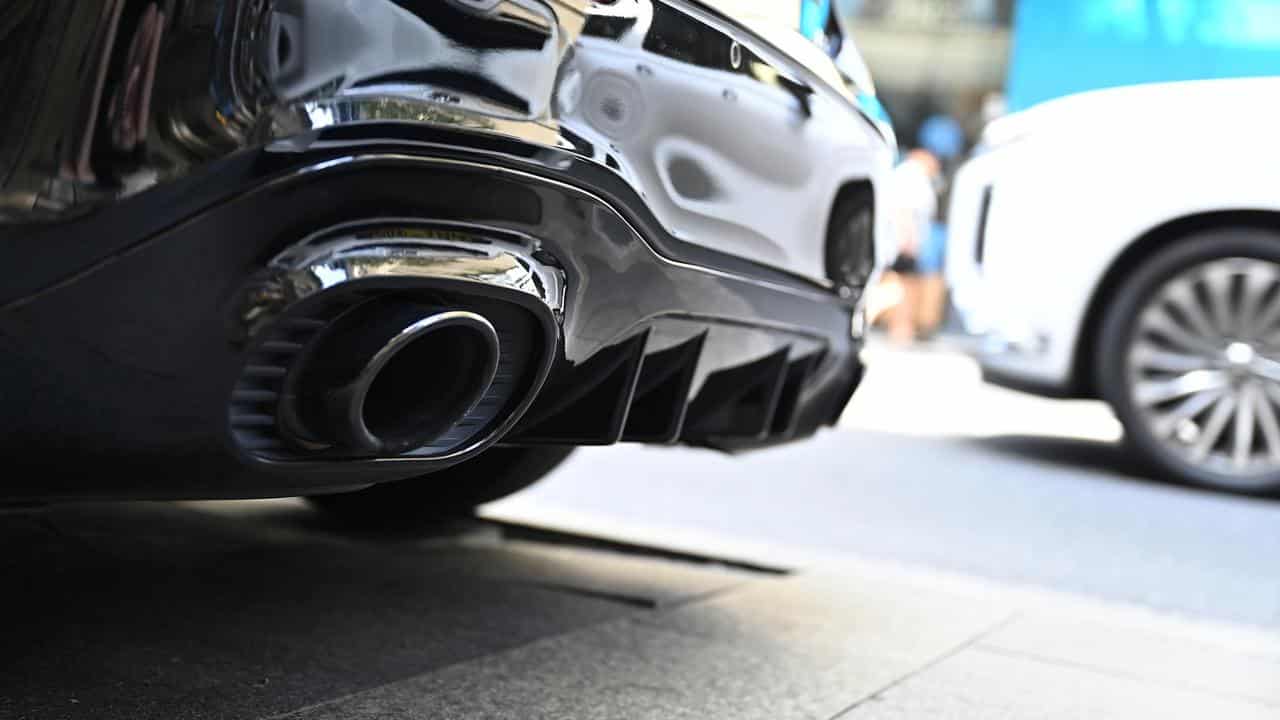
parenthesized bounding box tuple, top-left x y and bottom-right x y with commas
(916, 113, 964, 338)
(882, 148, 942, 343)
(918, 113, 965, 164)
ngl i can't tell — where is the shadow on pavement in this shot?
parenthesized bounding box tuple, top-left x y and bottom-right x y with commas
(231, 497, 488, 542)
(972, 430, 1146, 471)
(969, 433, 1167, 485)
(0, 502, 662, 720)
(234, 500, 784, 574)
(972, 433, 1279, 502)
(973, 434, 1280, 505)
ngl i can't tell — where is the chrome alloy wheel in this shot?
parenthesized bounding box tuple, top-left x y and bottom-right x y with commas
(1126, 257, 1280, 482)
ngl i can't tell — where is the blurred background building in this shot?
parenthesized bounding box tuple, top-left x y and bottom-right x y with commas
(838, 0, 1280, 156)
(837, 0, 1012, 154)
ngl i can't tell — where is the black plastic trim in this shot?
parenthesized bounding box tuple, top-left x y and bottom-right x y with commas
(508, 331, 649, 445)
(683, 347, 790, 442)
(622, 332, 706, 444)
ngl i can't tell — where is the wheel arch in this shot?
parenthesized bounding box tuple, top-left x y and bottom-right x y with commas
(822, 178, 875, 288)
(825, 179, 875, 233)
(1071, 209, 1280, 398)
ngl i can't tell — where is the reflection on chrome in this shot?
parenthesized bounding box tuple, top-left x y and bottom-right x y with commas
(2, 0, 892, 284)
(237, 219, 566, 338)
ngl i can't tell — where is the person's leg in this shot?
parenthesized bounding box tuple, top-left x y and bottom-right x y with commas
(916, 273, 947, 335)
(890, 274, 921, 343)
(868, 272, 904, 327)
(913, 222, 948, 336)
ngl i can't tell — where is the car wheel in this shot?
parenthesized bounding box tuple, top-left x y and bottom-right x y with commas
(1097, 228, 1280, 493)
(825, 186, 876, 296)
(307, 445, 575, 526)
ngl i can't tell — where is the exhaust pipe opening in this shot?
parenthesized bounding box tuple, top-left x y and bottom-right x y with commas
(288, 301, 500, 455)
(357, 319, 496, 449)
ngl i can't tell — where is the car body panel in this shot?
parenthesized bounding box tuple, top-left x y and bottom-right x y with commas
(1, 0, 893, 287)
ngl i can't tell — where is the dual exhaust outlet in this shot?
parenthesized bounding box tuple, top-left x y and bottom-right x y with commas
(285, 299, 500, 455)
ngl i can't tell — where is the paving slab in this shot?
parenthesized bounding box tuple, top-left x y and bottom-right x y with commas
(4, 500, 1278, 720)
(837, 645, 1277, 720)
(0, 502, 734, 720)
(287, 572, 1014, 720)
(979, 612, 1280, 706)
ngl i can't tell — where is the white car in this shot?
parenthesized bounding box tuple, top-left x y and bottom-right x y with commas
(948, 78, 1280, 492)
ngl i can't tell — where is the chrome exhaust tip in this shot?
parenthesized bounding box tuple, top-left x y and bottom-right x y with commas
(286, 300, 500, 455)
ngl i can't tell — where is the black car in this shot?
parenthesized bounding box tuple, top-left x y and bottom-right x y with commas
(0, 0, 894, 521)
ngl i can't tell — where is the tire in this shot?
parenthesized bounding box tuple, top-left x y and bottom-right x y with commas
(1096, 227, 1280, 493)
(307, 445, 575, 526)
(825, 185, 876, 296)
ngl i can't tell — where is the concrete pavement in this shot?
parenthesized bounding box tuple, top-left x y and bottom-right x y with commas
(4, 500, 1278, 719)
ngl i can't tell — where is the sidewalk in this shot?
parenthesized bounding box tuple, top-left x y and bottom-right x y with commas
(5, 499, 1276, 719)
(479, 504, 1280, 719)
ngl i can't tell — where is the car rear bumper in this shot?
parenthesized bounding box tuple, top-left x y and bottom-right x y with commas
(0, 138, 864, 501)
(0, 0, 880, 501)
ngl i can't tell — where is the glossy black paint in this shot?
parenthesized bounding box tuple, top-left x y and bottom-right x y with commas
(0, 143, 862, 500)
(0, 123, 832, 309)
(3, 0, 892, 285)
(0, 1, 881, 501)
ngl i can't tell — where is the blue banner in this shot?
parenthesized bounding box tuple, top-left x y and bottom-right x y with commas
(1008, 0, 1280, 110)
